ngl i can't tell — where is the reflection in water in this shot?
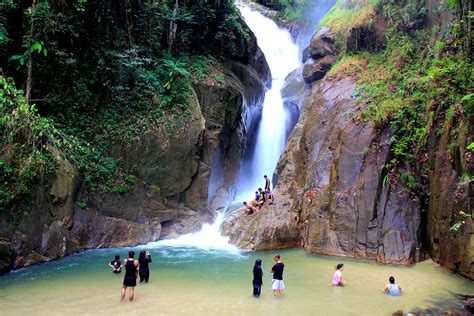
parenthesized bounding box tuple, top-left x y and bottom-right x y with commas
(1, 249, 472, 315)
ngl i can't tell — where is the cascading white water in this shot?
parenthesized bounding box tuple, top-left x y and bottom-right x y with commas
(147, 5, 301, 252)
(146, 211, 240, 253)
(234, 4, 301, 200)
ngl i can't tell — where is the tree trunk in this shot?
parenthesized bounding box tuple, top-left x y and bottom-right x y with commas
(167, 0, 178, 51)
(25, 0, 37, 104)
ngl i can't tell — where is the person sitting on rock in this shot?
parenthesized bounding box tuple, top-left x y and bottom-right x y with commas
(383, 276, 402, 296)
(258, 188, 267, 204)
(243, 202, 258, 215)
(255, 191, 264, 208)
(265, 190, 275, 205)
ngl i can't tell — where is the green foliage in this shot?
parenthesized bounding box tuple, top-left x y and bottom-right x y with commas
(467, 142, 474, 151)
(450, 210, 472, 231)
(76, 201, 87, 209)
(0, 76, 129, 222)
(319, 0, 379, 46)
(355, 28, 472, 172)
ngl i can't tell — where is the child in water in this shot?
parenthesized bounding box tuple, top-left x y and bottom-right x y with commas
(383, 276, 402, 295)
(109, 254, 122, 273)
(332, 263, 345, 286)
(252, 259, 263, 297)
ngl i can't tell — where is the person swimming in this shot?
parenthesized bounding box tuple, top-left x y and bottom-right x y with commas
(252, 259, 263, 297)
(383, 276, 402, 295)
(121, 251, 139, 302)
(332, 263, 345, 286)
(109, 254, 122, 273)
(138, 250, 152, 283)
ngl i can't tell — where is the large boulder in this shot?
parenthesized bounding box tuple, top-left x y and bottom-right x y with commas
(309, 26, 337, 58)
(302, 55, 335, 84)
(0, 239, 15, 274)
(222, 203, 301, 250)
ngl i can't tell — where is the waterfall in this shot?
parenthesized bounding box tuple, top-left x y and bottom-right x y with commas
(148, 4, 301, 252)
(234, 4, 301, 200)
(147, 210, 240, 253)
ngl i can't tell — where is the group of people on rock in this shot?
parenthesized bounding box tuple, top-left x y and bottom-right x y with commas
(108, 250, 152, 302)
(243, 175, 275, 215)
(252, 255, 402, 298)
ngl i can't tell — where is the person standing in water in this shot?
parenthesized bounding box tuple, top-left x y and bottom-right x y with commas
(270, 254, 284, 296)
(109, 254, 122, 273)
(138, 250, 152, 283)
(332, 263, 345, 286)
(121, 251, 139, 302)
(264, 175, 271, 192)
(383, 276, 402, 295)
(252, 259, 263, 297)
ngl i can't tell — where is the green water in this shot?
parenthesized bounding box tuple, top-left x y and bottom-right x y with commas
(0, 248, 472, 315)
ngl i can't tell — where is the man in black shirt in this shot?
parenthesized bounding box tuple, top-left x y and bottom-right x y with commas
(270, 254, 284, 296)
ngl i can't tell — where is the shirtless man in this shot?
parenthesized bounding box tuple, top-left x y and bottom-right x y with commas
(243, 201, 258, 215)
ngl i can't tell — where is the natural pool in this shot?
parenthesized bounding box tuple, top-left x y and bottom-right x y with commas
(0, 247, 472, 315)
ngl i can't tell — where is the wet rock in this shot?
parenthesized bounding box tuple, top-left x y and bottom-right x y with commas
(281, 67, 310, 111)
(302, 55, 335, 84)
(302, 46, 311, 63)
(427, 114, 473, 280)
(222, 202, 301, 250)
(309, 26, 337, 59)
(230, 76, 422, 263)
(70, 208, 161, 249)
(0, 239, 15, 273)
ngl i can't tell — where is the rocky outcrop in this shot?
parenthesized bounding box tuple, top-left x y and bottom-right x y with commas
(427, 113, 473, 279)
(224, 76, 422, 264)
(0, 152, 80, 268)
(309, 26, 337, 58)
(302, 55, 335, 84)
(302, 27, 337, 84)
(222, 203, 301, 250)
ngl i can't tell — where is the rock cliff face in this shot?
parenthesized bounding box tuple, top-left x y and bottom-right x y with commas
(427, 115, 473, 279)
(224, 70, 472, 277)
(0, 25, 270, 273)
(224, 76, 422, 265)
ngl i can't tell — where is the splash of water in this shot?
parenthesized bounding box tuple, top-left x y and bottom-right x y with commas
(234, 4, 301, 201)
(145, 206, 241, 253)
